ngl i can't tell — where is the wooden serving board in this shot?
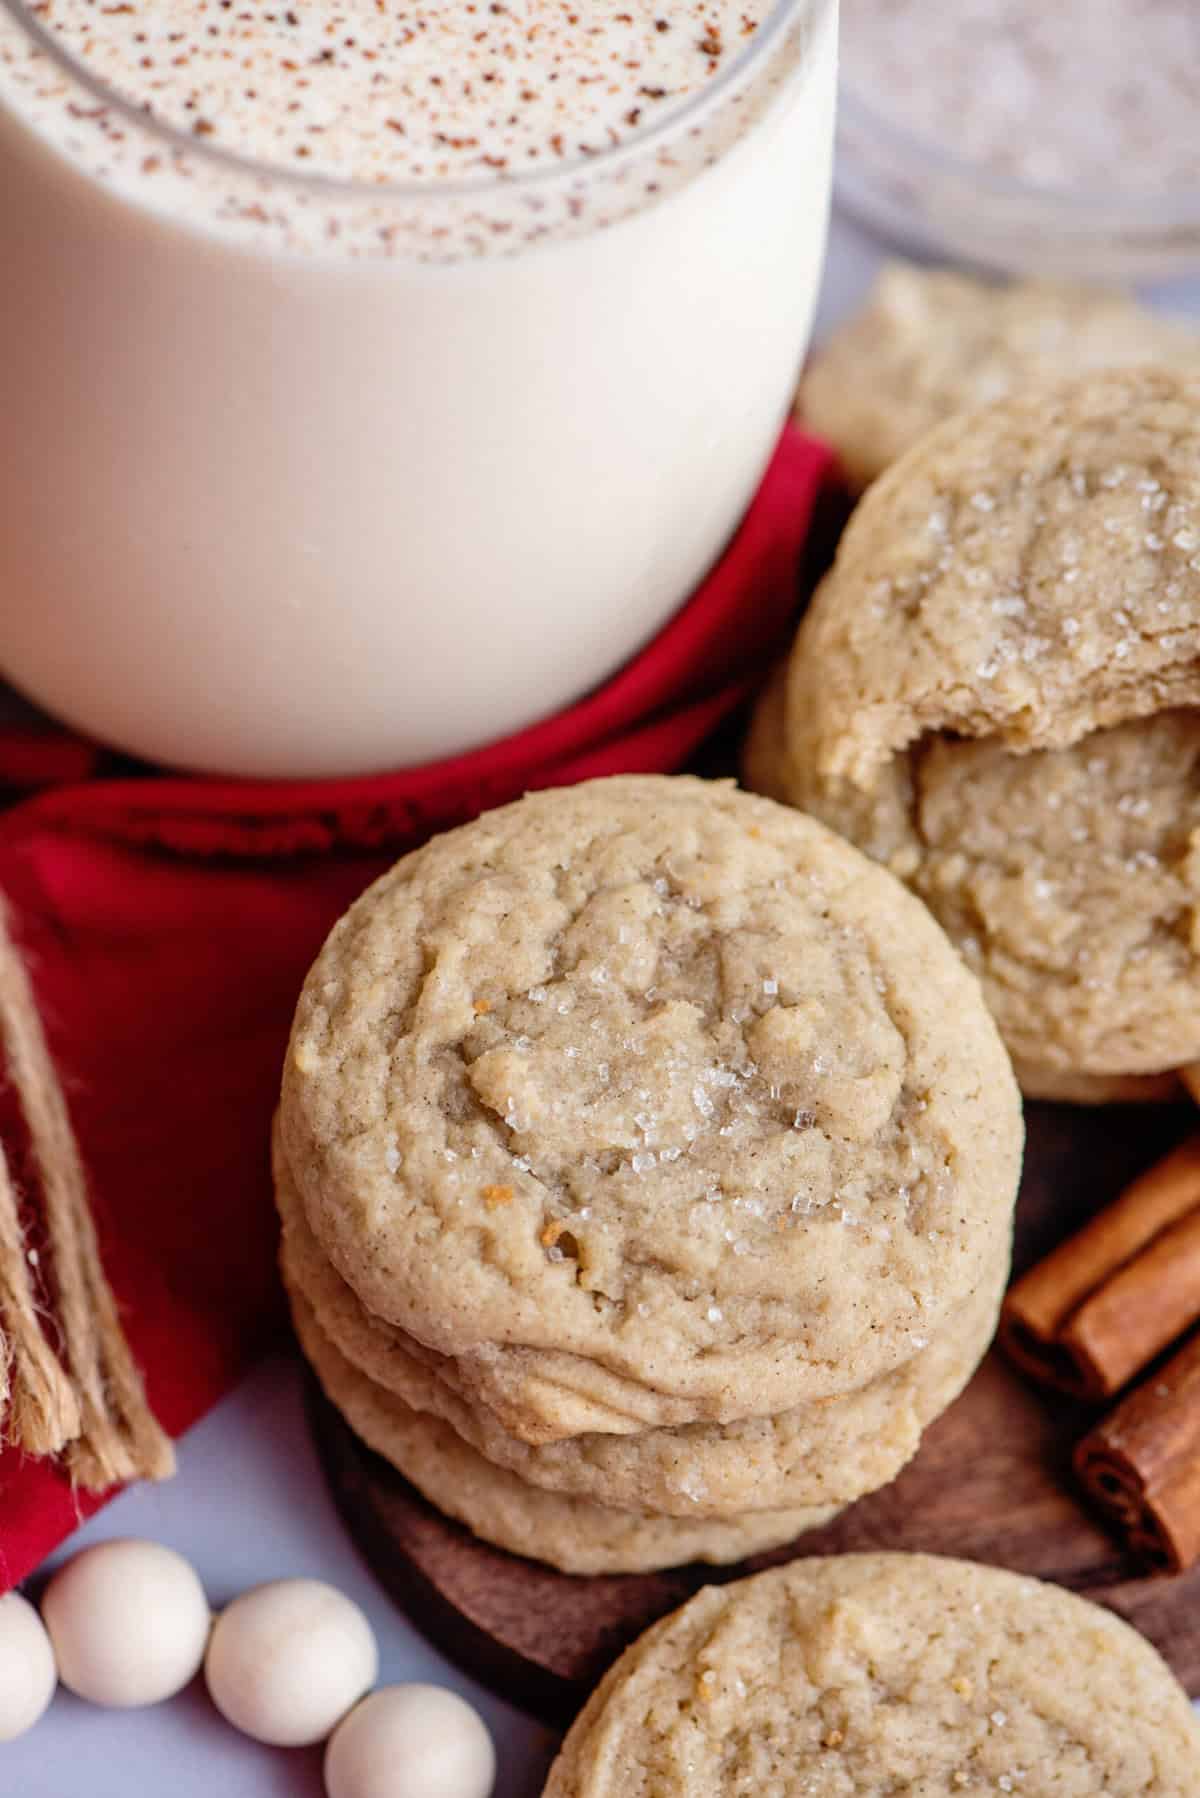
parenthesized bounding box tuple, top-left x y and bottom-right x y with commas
(308, 1100, 1200, 1724)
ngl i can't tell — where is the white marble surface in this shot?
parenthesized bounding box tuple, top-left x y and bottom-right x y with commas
(4, 205, 1200, 1796)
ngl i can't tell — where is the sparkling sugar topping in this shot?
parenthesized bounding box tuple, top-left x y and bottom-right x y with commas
(842, 0, 1200, 195)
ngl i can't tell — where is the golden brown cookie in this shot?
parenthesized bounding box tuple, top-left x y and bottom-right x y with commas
(797, 263, 1196, 491)
(280, 776, 1022, 1441)
(749, 367, 1200, 1098)
(289, 1286, 838, 1577)
(543, 1554, 1200, 1795)
(277, 1132, 1008, 1517)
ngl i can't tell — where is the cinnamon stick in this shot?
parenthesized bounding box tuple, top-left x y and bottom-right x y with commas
(1075, 1331, 1200, 1575)
(999, 1136, 1200, 1399)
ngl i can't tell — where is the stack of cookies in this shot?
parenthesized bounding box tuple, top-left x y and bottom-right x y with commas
(275, 777, 1023, 1574)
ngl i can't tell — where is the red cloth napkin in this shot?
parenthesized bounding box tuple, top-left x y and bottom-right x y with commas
(0, 426, 831, 1587)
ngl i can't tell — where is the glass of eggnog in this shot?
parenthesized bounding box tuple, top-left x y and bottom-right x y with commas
(0, 0, 836, 777)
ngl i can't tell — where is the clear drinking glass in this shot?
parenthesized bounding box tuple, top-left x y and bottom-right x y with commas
(0, 0, 837, 777)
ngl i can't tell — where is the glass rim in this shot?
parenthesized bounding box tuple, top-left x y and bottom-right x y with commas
(0, 0, 828, 207)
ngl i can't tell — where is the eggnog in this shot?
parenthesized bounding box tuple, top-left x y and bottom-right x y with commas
(0, 0, 836, 776)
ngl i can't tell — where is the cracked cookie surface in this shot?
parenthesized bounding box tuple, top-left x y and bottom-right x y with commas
(542, 1553, 1200, 1795)
(279, 776, 1021, 1440)
(751, 368, 1200, 1097)
(289, 1286, 838, 1576)
(277, 1134, 1007, 1516)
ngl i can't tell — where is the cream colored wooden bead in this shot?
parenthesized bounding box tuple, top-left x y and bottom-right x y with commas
(0, 1592, 57, 1740)
(41, 1539, 210, 1708)
(324, 1685, 496, 1798)
(205, 1578, 377, 1746)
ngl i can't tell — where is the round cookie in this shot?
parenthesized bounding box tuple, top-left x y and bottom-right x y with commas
(288, 1288, 839, 1577)
(796, 264, 1196, 493)
(750, 367, 1200, 1098)
(277, 1134, 1008, 1517)
(280, 776, 1022, 1440)
(543, 1554, 1200, 1795)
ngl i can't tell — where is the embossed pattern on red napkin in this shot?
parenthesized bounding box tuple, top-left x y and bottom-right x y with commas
(0, 426, 831, 1586)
